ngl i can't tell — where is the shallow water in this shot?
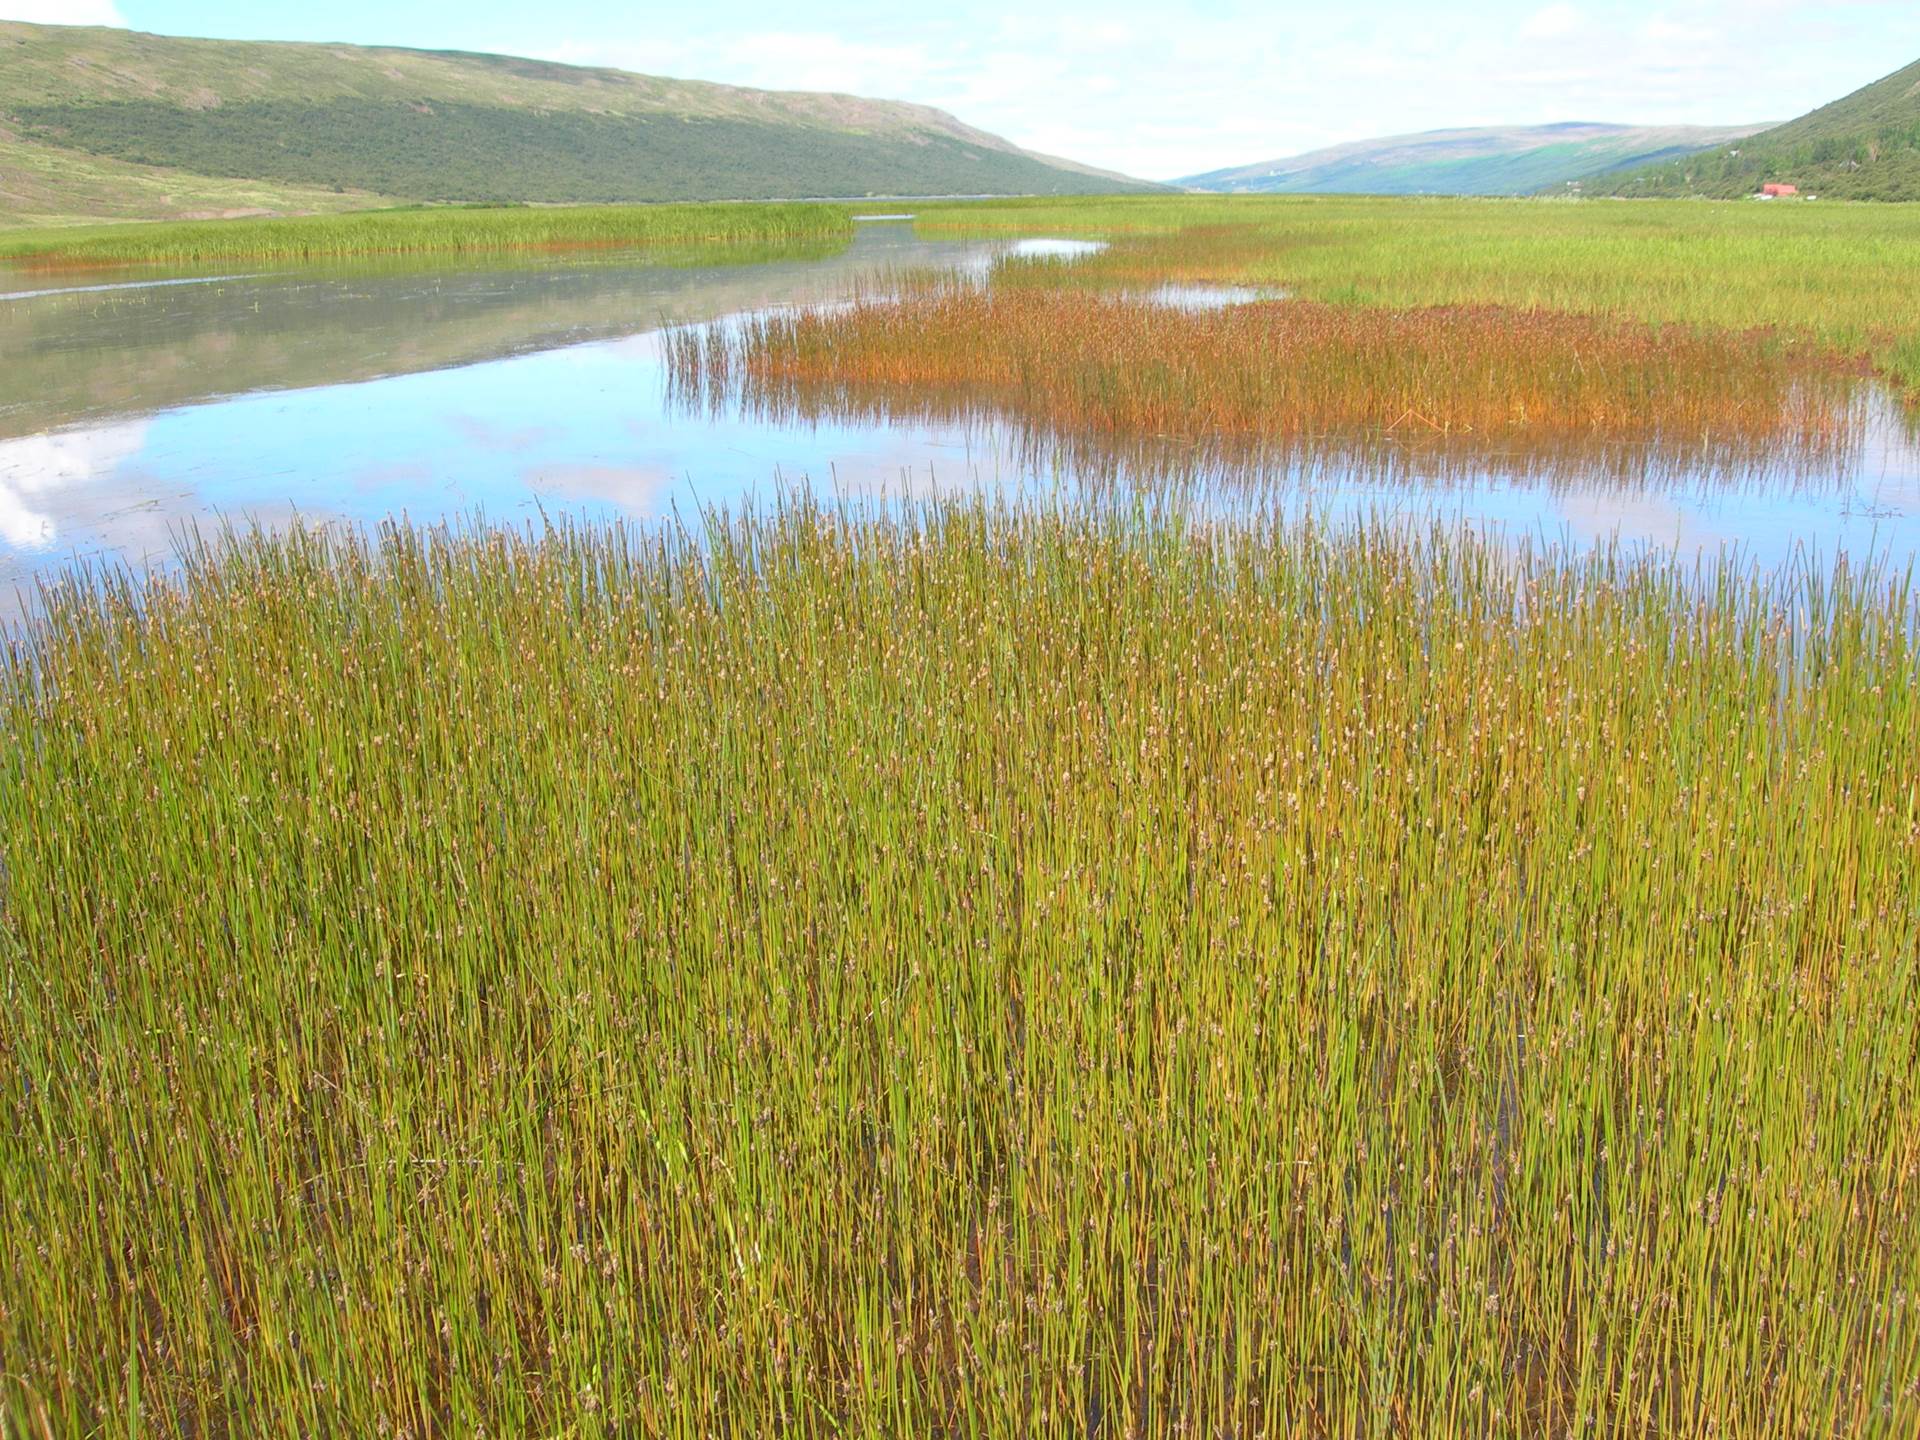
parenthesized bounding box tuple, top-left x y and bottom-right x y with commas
(1135, 282, 1278, 311)
(0, 272, 269, 304)
(4, 222, 1919, 620)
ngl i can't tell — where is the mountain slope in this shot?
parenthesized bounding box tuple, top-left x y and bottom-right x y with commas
(0, 21, 1156, 221)
(0, 125, 401, 227)
(1179, 123, 1771, 196)
(1606, 59, 1920, 200)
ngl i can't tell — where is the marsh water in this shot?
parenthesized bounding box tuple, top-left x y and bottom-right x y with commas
(5, 221, 1919, 618)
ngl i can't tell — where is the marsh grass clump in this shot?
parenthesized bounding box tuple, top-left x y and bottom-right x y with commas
(0, 200, 856, 268)
(671, 286, 1867, 468)
(912, 194, 1920, 396)
(3, 502, 1919, 1437)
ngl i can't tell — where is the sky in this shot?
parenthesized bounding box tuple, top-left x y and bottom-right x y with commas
(5, 0, 1918, 178)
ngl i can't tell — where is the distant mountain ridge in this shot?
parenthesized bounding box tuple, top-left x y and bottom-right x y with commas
(1605, 58, 1920, 200)
(0, 20, 1158, 224)
(1178, 122, 1773, 196)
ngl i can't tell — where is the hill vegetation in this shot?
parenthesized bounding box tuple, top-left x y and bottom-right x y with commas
(0, 20, 1154, 222)
(1184, 58, 1920, 203)
(11, 100, 1117, 207)
(1606, 58, 1920, 199)
(1178, 123, 1769, 196)
(0, 124, 397, 227)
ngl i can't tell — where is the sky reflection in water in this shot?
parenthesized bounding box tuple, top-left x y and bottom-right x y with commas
(3, 224, 1919, 619)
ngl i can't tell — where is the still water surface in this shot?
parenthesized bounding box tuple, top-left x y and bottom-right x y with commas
(4, 223, 1919, 618)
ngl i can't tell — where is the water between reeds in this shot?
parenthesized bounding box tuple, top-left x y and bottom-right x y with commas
(3, 221, 1918, 619)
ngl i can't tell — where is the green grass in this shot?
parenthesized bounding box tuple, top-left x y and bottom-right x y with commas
(4, 501, 1918, 1437)
(915, 194, 1920, 395)
(0, 201, 857, 266)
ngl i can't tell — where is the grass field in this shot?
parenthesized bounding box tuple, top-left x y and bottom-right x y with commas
(4, 502, 1919, 1438)
(5, 191, 1920, 1439)
(916, 196, 1920, 396)
(0, 201, 856, 267)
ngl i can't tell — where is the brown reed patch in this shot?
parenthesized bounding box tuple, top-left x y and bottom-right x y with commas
(670, 288, 1866, 461)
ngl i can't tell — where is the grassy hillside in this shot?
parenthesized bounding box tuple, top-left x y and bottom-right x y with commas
(11, 100, 1128, 207)
(1607, 58, 1920, 199)
(0, 126, 399, 226)
(1179, 123, 1769, 196)
(0, 21, 1155, 221)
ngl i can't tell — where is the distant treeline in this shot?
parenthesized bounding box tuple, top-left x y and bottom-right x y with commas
(11, 100, 1135, 204)
(1605, 57, 1920, 201)
(1610, 131, 1920, 201)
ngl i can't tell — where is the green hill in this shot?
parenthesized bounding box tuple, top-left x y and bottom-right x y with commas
(1606, 59, 1920, 200)
(1177, 123, 1771, 197)
(0, 21, 1155, 224)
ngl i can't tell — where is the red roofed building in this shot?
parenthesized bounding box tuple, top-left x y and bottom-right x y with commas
(1762, 183, 1799, 198)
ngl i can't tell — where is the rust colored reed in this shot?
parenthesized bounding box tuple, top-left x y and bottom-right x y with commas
(672, 288, 1864, 455)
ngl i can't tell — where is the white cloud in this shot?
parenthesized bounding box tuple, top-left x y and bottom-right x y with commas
(0, 0, 126, 24)
(541, 32, 938, 101)
(520, 1, 1920, 179)
(1522, 4, 1585, 39)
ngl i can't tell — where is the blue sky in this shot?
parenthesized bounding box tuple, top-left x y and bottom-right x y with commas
(8, 0, 1919, 177)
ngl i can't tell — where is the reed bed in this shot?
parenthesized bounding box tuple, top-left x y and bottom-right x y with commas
(914, 195, 1920, 397)
(676, 375, 1872, 498)
(0, 201, 855, 269)
(4, 502, 1918, 1438)
(669, 287, 1867, 465)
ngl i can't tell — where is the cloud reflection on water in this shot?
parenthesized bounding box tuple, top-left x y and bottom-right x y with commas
(2, 228, 1918, 624)
(0, 421, 151, 549)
